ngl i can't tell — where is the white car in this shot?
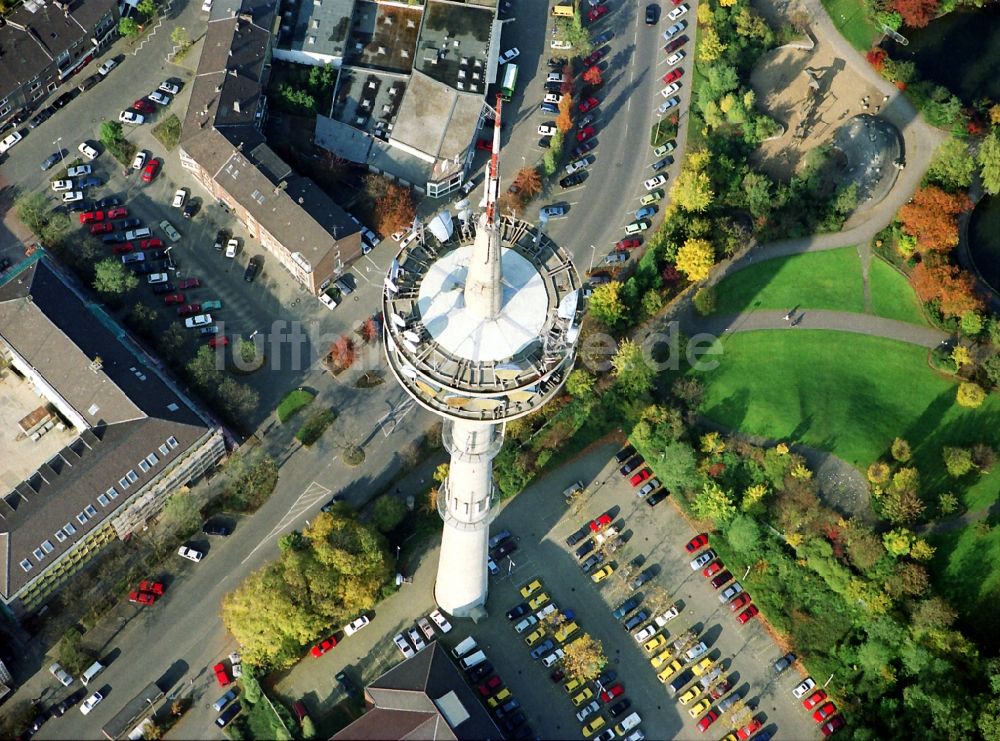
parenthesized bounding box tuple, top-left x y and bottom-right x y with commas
(390, 229, 408, 242)
(551, 39, 572, 50)
(576, 699, 600, 722)
(655, 607, 680, 626)
(543, 92, 563, 105)
(643, 175, 667, 191)
(160, 220, 181, 242)
(319, 292, 338, 310)
(633, 624, 658, 643)
(148, 91, 172, 106)
(78, 142, 99, 160)
(393, 633, 415, 658)
(662, 20, 687, 40)
(685, 642, 708, 661)
(498, 47, 520, 65)
(514, 615, 538, 633)
(0, 131, 23, 155)
(98, 59, 117, 75)
(406, 627, 426, 651)
(178, 546, 204, 561)
(546, 72, 567, 84)
(616, 712, 642, 735)
(62, 191, 84, 203)
(343, 616, 371, 636)
(132, 150, 148, 170)
(417, 617, 436, 641)
(661, 82, 681, 98)
(719, 583, 744, 603)
(541, 648, 564, 667)
(429, 609, 452, 633)
(792, 677, 816, 699)
(690, 550, 715, 569)
(67, 164, 92, 178)
(565, 156, 593, 175)
(49, 663, 74, 686)
(668, 3, 689, 20)
(51, 179, 74, 192)
(185, 314, 213, 328)
(225, 238, 239, 258)
(172, 189, 188, 208)
(148, 273, 169, 285)
(658, 96, 680, 114)
(637, 480, 660, 498)
(666, 50, 685, 66)
(119, 110, 144, 124)
(201, 0, 212, 11)
(80, 692, 104, 715)
(538, 123, 558, 136)
(536, 603, 558, 620)
(159, 81, 181, 95)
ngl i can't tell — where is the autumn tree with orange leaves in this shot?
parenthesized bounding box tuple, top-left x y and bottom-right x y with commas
(892, 0, 939, 27)
(511, 167, 543, 200)
(909, 261, 983, 318)
(898, 186, 971, 253)
(556, 95, 574, 133)
(374, 182, 416, 238)
(582, 66, 603, 87)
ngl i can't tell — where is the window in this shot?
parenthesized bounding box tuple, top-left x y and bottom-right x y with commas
(76, 513, 88, 525)
(106, 487, 118, 500)
(84, 505, 98, 517)
(146, 453, 158, 466)
(119, 477, 130, 490)
(138, 460, 150, 473)
(97, 494, 110, 507)
(41, 540, 54, 554)
(33, 548, 44, 560)
(55, 530, 67, 543)
(126, 470, 138, 483)
(64, 523, 77, 535)
(158, 444, 169, 456)
(20, 560, 33, 573)
(167, 436, 179, 449)
(29, 81, 41, 91)
(0, 106, 9, 118)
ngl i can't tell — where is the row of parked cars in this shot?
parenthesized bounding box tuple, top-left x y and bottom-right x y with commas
(773, 652, 847, 736)
(392, 609, 455, 659)
(450, 636, 532, 738)
(614, 444, 668, 506)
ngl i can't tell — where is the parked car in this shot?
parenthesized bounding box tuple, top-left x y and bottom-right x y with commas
(244, 256, 262, 282)
(310, 636, 338, 657)
(119, 110, 144, 124)
(142, 161, 160, 182)
(178, 546, 203, 562)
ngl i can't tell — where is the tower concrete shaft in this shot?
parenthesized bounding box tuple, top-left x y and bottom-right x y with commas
(462, 214, 503, 318)
(433, 419, 500, 616)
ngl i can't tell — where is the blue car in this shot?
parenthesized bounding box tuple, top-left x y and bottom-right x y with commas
(635, 205, 657, 220)
(78, 176, 103, 189)
(541, 204, 568, 218)
(539, 102, 559, 114)
(612, 596, 641, 621)
(530, 638, 555, 659)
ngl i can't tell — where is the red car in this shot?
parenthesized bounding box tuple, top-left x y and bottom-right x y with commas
(476, 138, 493, 151)
(664, 35, 688, 54)
(477, 675, 503, 697)
(139, 580, 165, 595)
(79, 210, 105, 224)
(615, 238, 641, 251)
(813, 702, 837, 723)
(703, 561, 724, 578)
(113, 243, 134, 254)
(107, 207, 128, 219)
(803, 690, 828, 710)
(582, 49, 606, 67)
(177, 277, 201, 289)
(820, 716, 846, 736)
(729, 593, 753, 612)
(736, 605, 759, 624)
(710, 679, 732, 699)
(213, 662, 231, 686)
(128, 590, 155, 605)
(630, 468, 651, 486)
(599, 683, 624, 703)
(663, 68, 683, 84)
(587, 4, 608, 22)
(578, 97, 600, 113)
(209, 336, 230, 348)
(589, 512, 613, 531)
(177, 304, 201, 317)
(139, 238, 164, 250)
(164, 294, 185, 305)
(133, 99, 154, 114)
(710, 571, 733, 589)
(737, 719, 762, 740)
(697, 709, 719, 732)
(685, 534, 709, 553)
(310, 636, 337, 657)
(576, 126, 596, 142)
(142, 161, 160, 183)
(90, 222, 113, 234)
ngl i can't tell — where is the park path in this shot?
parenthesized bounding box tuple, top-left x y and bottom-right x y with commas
(916, 499, 1000, 536)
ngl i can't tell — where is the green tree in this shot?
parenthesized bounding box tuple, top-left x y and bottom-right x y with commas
(960, 311, 984, 337)
(160, 491, 202, 537)
(119, 16, 140, 38)
(691, 481, 736, 524)
(943, 446, 975, 477)
(724, 515, 762, 557)
(891, 437, 912, 462)
(657, 441, 698, 494)
(56, 627, 94, 675)
(742, 171, 773, 219)
(16, 192, 51, 234)
(978, 129, 1000, 195)
(692, 286, 716, 315)
(301, 716, 317, 740)
(611, 339, 654, 397)
(93, 258, 138, 294)
(697, 27, 727, 63)
(371, 495, 407, 533)
(588, 281, 627, 328)
(170, 25, 191, 49)
(186, 345, 222, 391)
(675, 238, 715, 281)
(928, 137, 975, 190)
(565, 369, 595, 398)
(216, 377, 259, 420)
(127, 303, 158, 337)
(957, 381, 986, 408)
(704, 64, 740, 97)
(553, 16, 593, 57)
(100, 120, 124, 146)
(670, 161, 715, 213)
(137, 0, 156, 17)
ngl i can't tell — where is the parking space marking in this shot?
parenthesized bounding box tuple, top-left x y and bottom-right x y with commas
(377, 395, 416, 437)
(240, 481, 331, 564)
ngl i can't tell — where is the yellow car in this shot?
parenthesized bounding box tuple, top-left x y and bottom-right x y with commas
(572, 687, 594, 707)
(678, 686, 701, 705)
(643, 634, 667, 653)
(487, 687, 511, 708)
(525, 628, 546, 646)
(520, 579, 542, 598)
(529, 592, 550, 610)
(650, 650, 675, 669)
(591, 565, 615, 583)
(691, 658, 714, 676)
(555, 621, 580, 643)
(656, 659, 684, 683)
(565, 677, 584, 694)
(688, 698, 712, 718)
(582, 716, 607, 737)
(722, 734, 739, 741)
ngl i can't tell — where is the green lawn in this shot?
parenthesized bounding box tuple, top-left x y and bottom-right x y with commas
(694, 331, 1000, 496)
(820, 0, 881, 51)
(868, 258, 927, 325)
(713, 247, 865, 315)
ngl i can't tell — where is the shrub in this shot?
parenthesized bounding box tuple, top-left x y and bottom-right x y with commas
(221, 454, 279, 512)
(371, 494, 408, 533)
(295, 409, 336, 446)
(693, 286, 717, 316)
(277, 388, 315, 423)
(152, 114, 182, 150)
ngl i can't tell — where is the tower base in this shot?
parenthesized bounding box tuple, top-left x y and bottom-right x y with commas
(434, 522, 489, 617)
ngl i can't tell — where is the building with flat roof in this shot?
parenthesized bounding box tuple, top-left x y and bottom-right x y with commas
(272, 0, 354, 66)
(331, 642, 503, 741)
(0, 257, 226, 615)
(0, 0, 118, 128)
(179, 0, 363, 294)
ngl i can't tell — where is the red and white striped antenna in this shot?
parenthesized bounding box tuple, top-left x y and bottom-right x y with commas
(485, 93, 503, 225)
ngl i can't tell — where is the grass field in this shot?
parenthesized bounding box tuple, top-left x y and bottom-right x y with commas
(821, 0, 881, 51)
(868, 258, 927, 325)
(713, 247, 865, 315)
(694, 330, 1000, 496)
